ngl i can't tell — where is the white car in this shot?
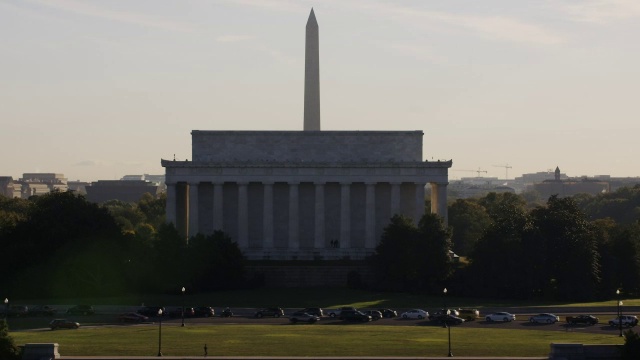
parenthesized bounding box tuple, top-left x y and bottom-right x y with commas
(529, 313, 560, 324)
(485, 312, 516, 322)
(400, 309, 429, 319)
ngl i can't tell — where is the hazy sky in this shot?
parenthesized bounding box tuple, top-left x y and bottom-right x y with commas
(2, 0, 639, 182)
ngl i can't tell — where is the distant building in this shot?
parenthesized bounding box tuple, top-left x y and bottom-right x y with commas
(0, 176, 21, 198)
(447, 178, 515, 199)
(15, 173, 68, 198)
(121, 174, 165, 191)
(67, 181, 91, 196)
(532, 167, 609, 198)
(85, 180, 161, 203)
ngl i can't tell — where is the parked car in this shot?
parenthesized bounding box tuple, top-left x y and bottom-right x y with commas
(289, 311, 320, 324)
(255, 307, 284, 318)
(327, 307, 357, 318)
(220, 307, 233, 317)
(566, 315, 599, 325)
(66, 305, 95, 316)
(378, 309, 398, 318)
(485, 312, 516, 322)
(363, 310, 383, 320)
(400, 309, 429, 320)
(339, 310, 372, 322)
(50, 319, 80, 330)
(167, 307, 194, 318)
(529, 313, 560, 324)
(300, 307, 324, 317)
(608, 315, 639, 327)
(194, 307, 215, 317)
(429, 309, 460, 319)
(29, 305, 56, 316)
(137, 306, 165, 317)
(431, 313, 465, 325)
(6, 305, 29, 317)
(117, 312, 149, 323)
(458, 308, 480, 321)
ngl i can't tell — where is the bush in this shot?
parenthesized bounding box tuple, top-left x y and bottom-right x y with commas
(623, 329, 640, 359)
(0, 320, 20, 360)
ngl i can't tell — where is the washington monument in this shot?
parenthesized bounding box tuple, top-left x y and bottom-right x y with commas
(304, 8, 320, 131)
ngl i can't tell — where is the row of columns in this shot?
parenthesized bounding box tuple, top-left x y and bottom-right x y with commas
(167, 181, 447, 249)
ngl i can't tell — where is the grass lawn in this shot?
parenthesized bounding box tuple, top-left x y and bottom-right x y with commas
(11, 324, 625, 357)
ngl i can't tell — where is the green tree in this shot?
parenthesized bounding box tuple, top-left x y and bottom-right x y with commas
(467, 203, 532, 299)
(448, 199, 491, 256)
(0, 320, 20, 360)
(529, 196, 601, 300)
(370, 214, 453, 292)
(185, 231, 246, 291)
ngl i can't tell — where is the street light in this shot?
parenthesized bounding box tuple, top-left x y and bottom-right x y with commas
(616, 289, 622, 337)
(157, 309, 163, 357)
(181, 287, 186, 327)
(443, 288, 452, 357)
(4, 298, 8, 321)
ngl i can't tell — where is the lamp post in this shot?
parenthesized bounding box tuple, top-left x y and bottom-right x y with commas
(157, 309, 163, 357)
(617, 289, 622, 337)
(181, 287, 186, 327)
(3, 298, 8, 321)
(443, 288, 452, 357)
(447, 309, 452, 357)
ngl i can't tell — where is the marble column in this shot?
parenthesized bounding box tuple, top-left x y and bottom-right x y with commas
(414, 183, 425, 225)
(288, 182, 299, 250)
(165, 182, 177, 226)
(238, 182, 248, 248)
(188, 182, 199, 238)
(365, 182, 376, 249)
(339, 182, 351, 249)
(435, 182, 449, 225)
(314, 182, 325, 249)
(213, 182, 224, 231)
(390, 182, 401, 216)
(263, 182, 274, 249)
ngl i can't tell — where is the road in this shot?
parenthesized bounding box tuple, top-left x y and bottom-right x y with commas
(10, 306, 640, 336)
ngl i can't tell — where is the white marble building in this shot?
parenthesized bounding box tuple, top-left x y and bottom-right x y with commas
(162, 131, 451, 260)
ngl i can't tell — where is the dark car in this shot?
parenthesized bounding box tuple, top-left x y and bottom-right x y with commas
(431, 313, 465, 325)
(29, 305, 56, 316)
(458, 308, 480, 321)
(4, 305, 29, 317)
(339, 310, 372, 322)
(50, 319, 80, 330)
(194, 307, 215, 317)
(167, 307, 195, 318)
(301, 307, 324, 317)
(363, 310, 383, 320)
(117, 312, 149, 323)
(378, 309, 398, 318)
(566, 315, 599, 325)
(255, 307, 284, 318)
(137, 306, 165, 317)
(66, 305, 95, 316)
(289, 311, 320, 324)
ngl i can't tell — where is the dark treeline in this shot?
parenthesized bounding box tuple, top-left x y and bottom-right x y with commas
(0, 191, 245, 299)
(445, 186, 640, 301)
(2, 185, 640, 301)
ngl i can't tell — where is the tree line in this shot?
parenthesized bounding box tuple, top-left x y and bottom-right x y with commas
(1, 184, 640, 301)
(0, 191, 245, 299)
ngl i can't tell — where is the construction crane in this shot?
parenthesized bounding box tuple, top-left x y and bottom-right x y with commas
(452, 168, 488, 177)
(493, 164, 513, 179)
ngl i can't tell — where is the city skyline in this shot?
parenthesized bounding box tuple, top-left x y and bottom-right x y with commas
(1, 0, 639, 181)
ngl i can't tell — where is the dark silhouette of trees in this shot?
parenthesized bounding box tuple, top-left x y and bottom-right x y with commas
(0, 320, 20, 360)
(370, 214, 453, 292)
(448, 199, 490, 256)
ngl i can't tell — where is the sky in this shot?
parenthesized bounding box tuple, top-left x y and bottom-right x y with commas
(1, 0, 639, 182)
